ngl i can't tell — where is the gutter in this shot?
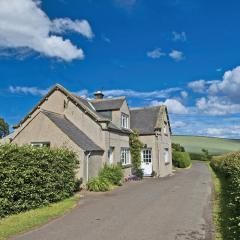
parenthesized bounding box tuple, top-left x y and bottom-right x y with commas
(86, 151, 92, 182)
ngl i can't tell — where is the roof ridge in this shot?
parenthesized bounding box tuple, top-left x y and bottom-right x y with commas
(130, 105, 163, 111)
(90, 96, 125, 102)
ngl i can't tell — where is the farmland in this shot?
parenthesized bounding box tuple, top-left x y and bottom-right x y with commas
(172, 135, 240, 155)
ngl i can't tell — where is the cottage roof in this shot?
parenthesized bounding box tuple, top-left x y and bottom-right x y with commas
(42, 110, 103, 152)
(130, 106, 171, 135)
(90, 97, 125, 111)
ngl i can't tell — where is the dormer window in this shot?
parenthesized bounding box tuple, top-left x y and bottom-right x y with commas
(121, 113, 129, 129)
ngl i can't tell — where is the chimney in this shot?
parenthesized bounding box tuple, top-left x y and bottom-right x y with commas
(94, 91, 104, 99)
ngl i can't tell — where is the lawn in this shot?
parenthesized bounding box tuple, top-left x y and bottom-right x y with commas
(172, 135, 240, 155)
(0, 195, 79, 240)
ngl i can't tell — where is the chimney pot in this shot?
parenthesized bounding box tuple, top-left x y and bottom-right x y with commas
(94, 91, 104, 99)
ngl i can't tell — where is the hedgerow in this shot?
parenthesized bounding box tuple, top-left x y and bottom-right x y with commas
(0, 144, 79, 218)
(210, 152, 240, 239)
(172, 151, 191, 168)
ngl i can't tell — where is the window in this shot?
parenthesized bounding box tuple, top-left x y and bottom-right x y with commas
(121, 113, 129, 129)
(121, 148, 131, 165)
(163, 122, 168, 135)
(142, 149, 152, 163)
(31, 142, 50, 148)
(164, 148, 169, 164)
(108, 147, 114, 164)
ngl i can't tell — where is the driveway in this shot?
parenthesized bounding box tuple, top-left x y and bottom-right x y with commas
(13, 162, 214, 240)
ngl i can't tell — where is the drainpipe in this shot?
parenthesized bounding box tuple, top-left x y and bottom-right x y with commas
(86, 151, 91, 182)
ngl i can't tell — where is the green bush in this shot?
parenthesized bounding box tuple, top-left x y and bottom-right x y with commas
(172, 151, 191, 168)
(172, 143, 185, 152)
(133, 168, 144, 179)
(99, 164, 123, 186)
(87, 177, 111, 192)
(0, 144, 78, 218)
(210, 152, 240, 239)
(189, 152, 203, 161)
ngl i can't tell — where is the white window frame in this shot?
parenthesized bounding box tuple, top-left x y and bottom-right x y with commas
(121, 113, 129, 129)
(120, 148, 131, 165)
(164, 148, 169, 164)
(142, 148, 152, 163)
(31, 142, 50, 148)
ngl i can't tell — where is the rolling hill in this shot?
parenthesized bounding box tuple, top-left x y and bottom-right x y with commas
(171, 135, 240, 155)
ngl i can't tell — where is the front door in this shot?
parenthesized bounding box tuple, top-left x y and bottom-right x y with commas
(141, 149, 152, 176)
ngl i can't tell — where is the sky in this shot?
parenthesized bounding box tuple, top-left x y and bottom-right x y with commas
(1, 0, 240, 139)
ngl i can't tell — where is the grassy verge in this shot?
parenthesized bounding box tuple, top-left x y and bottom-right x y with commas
(0, 195, 79, 240)
(208, 163, 231, 240)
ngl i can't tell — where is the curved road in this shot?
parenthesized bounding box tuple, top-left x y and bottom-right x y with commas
(13, 162, 214, 240)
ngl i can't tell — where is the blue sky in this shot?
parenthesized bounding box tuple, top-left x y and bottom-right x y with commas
(1, 0, 240, 138)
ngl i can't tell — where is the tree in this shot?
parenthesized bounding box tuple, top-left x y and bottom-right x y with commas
(201, 148, 212, 161)
(0, 118, 9, 139)
(172, 143, 185, 152)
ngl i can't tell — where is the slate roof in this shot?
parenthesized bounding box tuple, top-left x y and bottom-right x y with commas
(130, 106, 166, 135)
(42, 110, 103, 152)
(90, 97, 125, 111)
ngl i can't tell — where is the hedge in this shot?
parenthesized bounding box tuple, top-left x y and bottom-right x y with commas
(172, 151, 191, 168)
(210, 152, 240, 239)
(0, 144, 79, 218)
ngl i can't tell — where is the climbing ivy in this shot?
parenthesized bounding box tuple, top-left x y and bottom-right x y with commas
(129, 130, 143, 171)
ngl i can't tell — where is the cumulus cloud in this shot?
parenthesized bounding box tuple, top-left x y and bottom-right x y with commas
(171, 120, 187, 128)
(103, 87, 181, 99)
(51, 18, 94, 39)
(151, 99, 188, 114)
(196, 96, 240, 116)
(9, 86, 50, 96)
(180, 91, 188, 98)
(188, 80, 206, 93)
(0, 0, 93, 61)
(208, 66, 240, 102)
(172, 31, 187, 42)
(169, 50, 184, 61)
(147, 48, 166, 59)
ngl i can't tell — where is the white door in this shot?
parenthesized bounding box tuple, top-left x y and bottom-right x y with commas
(141, 149, 152, 176)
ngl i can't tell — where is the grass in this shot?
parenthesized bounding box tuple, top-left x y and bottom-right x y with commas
(208, 163, 231, 240)
(172, 135, 240, 155)
(0, 195, 79, 240)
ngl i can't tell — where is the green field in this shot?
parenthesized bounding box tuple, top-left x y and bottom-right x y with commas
(172, 135, 240, 155)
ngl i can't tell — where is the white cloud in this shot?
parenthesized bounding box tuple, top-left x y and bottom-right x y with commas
(51, 18, 94, 39)
(101, 35, 111, 43)
(9, 86, 50, 96)
(171, 120, 187, 128)
(151, 99, 188, 114)
(169, 50, 184, 61)
(0, 0, 94, 61)
(74, 89, 89, 98)
(216, 68, 222, 72)
(196, 96, 240, 116)
(172, 31, 187, 42)
(208, 66, 240, 102)
(103, 87, 181, 99)
(188, 79, 206, 93)
(147, 48, 166, 59)
(204, 126, 240, 138)
(180, 91, 188, 98)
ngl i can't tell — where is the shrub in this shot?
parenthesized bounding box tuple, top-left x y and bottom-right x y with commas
(172, 143, 185, 152)
(172, 151, 191, 168)
(189, 152, 203, 161)
(99, 164, 123, 186)
(210, 152, 240, 239)
(0, 144, 78, 218)
(133, 168, 144, 179)
(201, 148, 212, 161)
(87, 177, 111, 192)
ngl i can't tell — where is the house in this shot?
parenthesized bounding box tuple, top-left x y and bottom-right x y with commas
(11, 84, 172, 182)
